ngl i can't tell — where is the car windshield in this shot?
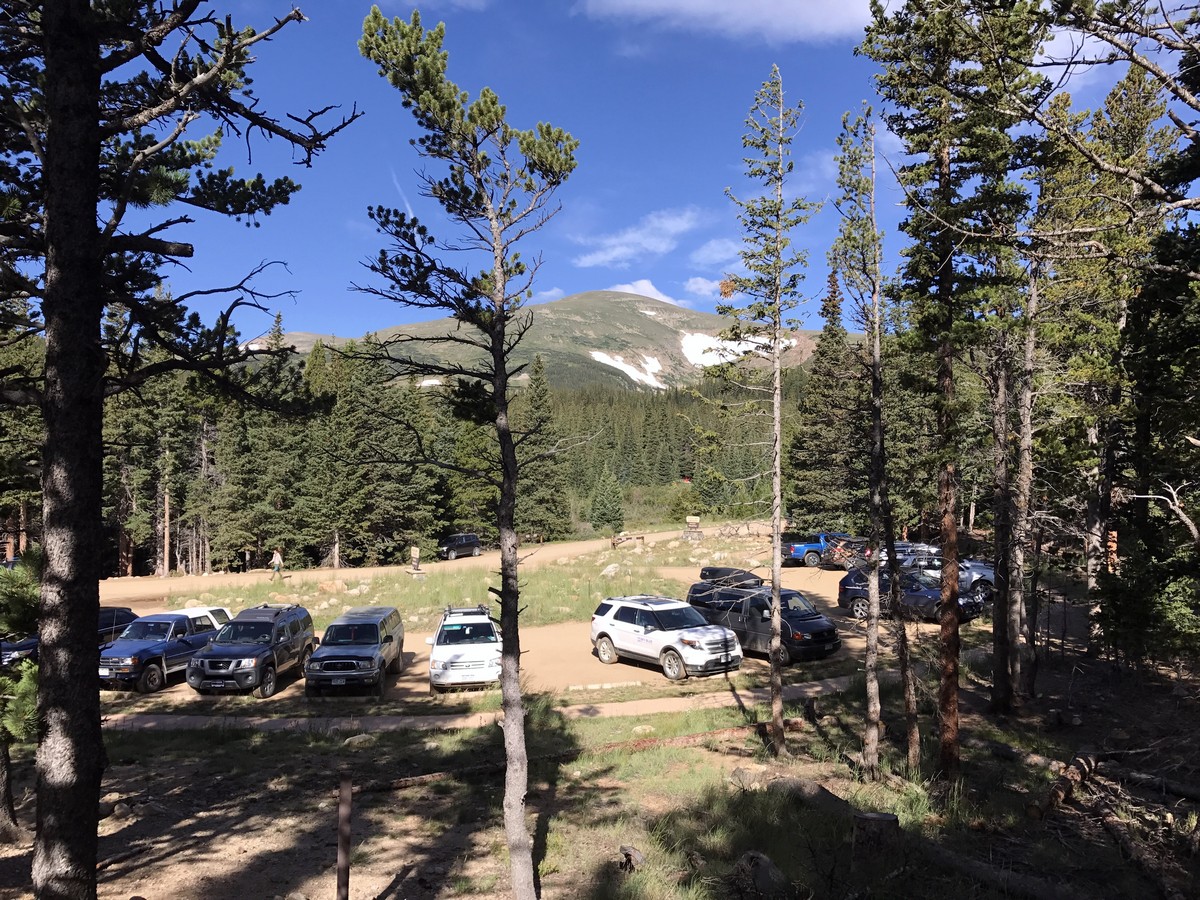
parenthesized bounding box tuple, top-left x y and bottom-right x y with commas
(323, 623, 380, 646)
(779, 591, 818, 615)
(215, 621, 273, 644)
(436, 622, 498, 645)
(905, 572, 941, 589)
(118, 620, 172, 641)
(652, 605, 708, 630)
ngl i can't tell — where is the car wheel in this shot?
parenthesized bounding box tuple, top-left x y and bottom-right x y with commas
(429, 681, 442, 697)
(595, 636, 618, 665)
(804, 551, 821, 568)
(471, 546, 480, 557)
(304, 683, 318, 699)
(774, 644, 793, 667)
(387, 646, 403, 674)
(374, 668, 387, 700)
(136, 662, 165, 694)
(661, 649, 686, 681)
(297, 646, 312, 673)
(850, 596, 869, 620)
(447, 549, 457, 561)
(254, 666, 277, 699)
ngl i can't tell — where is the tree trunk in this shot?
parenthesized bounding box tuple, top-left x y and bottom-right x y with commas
(35, 4, 106, 897)
(989, 332, 1013, 713)
(161, 481, 170, 576)
(0, 739, 23, 843)
(493, 331, 535, 900)
(1012, 271, 1039, 698)
(767, 306, 786, 756)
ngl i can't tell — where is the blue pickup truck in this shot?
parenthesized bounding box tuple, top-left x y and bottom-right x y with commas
(783, 532, 852, 568)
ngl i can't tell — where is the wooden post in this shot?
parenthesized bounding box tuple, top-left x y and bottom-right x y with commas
(336, 777, 352, 900)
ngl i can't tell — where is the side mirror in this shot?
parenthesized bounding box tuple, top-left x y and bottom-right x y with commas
(312, 637, 321, 647)
(425, 636, 434, 646)
(760, 609, 771, 621)
(382, 634, 394, 644)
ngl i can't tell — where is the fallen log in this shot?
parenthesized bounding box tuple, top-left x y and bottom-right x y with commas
(1095, 800, 1190, 900)
(1097, 763, 1200, 803)
(1035, 752, 1099, 819)
(96, 848, 141, 872)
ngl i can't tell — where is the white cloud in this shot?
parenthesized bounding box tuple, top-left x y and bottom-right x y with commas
(689, 238, 741, 268)
(684, 277, 722, 298)
(532, 287, 564, 304)
(582, 0, 872, 42)
(607, 278, 688, 306)
(573, 207, 706, 268)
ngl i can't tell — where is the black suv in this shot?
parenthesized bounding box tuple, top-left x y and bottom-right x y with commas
(305, 605, 404, 698)
(437, 533, 482, 560)
(186, 603, 315, 699)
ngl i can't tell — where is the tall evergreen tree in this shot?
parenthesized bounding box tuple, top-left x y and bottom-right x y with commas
(590, 466, 625, 534)
(718, 64, 818, 754)
(357, 11, 578, 896)
(514, 356, 571, 541)
(0, 6, 353, 891)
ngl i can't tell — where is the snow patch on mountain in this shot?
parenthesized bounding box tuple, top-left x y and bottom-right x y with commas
(639, 308, 659, 317)
(589, 351, 667, 389)
(681, 332, 751, 366)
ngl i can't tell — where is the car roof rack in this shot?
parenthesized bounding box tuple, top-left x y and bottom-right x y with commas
(442, 604, 490, 617)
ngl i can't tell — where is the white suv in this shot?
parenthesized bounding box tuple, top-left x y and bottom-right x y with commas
(425, 605, 502, 693)
(590, 595, 742, 681)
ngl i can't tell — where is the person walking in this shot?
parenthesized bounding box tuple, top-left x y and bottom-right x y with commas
(270, 547, 284, 582)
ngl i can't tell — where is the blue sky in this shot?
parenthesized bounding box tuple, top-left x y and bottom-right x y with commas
(156, 2, 919, 340)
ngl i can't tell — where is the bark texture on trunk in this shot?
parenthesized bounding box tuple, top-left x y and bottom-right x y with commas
(989, 336, 1013, 713)
(35, 4, 106, 897)
(493, 331, 535, 900)
(768, 312, 786, 756)
(1012, 273, 1040, 699)
(0, 740, 23, 843)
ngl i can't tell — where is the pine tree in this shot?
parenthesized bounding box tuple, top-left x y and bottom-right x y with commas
(0, 7, 353, 887)
(590, 466, 625, 534)
(514, 357, 572, 541)
(787, 271, 866, 532)
(357, 11, 578, 895)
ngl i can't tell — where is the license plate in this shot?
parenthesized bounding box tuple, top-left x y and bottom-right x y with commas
(331, 677, 346, 686)
(719, 655, 732, 664)
(207, 681, 225, 689)
(98, 667, 110, 677)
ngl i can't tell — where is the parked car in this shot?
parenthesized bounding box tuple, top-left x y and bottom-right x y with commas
(2, 605, 137, 667)
(687, 583, 841, 664)
(305, 605, 404, 698)
(837, 568, 985, 622)
(821, 536, 870, 570)
(426, 605, 502, 693)
(782, 532, 852, 568)
(590, 595, 742, 681)
(99, 609, 224, 693)
(437, 533, 482, 560)
(697, 566, 764, 587)
(186, 603, 316, 699)
(896, 554, 995, 602)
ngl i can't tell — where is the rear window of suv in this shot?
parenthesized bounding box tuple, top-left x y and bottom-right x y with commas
(592, 601, 613, 617)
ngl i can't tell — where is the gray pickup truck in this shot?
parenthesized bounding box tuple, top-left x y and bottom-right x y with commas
(685, 580, 842, 665)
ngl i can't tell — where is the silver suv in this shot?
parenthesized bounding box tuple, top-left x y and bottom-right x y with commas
(590, 595, 742, 681)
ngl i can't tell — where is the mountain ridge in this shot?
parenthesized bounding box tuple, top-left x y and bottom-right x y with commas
(273, 291, 821, 390)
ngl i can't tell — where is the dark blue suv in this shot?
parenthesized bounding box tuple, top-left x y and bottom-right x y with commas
(99, 611, 220, 693)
